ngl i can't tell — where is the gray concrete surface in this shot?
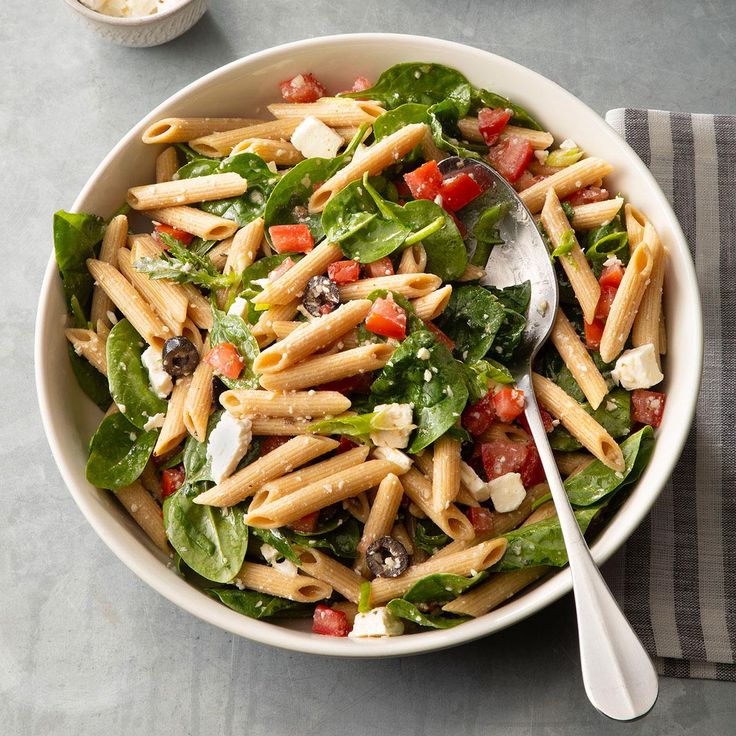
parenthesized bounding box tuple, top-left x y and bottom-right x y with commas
(3, 0, 735, 733)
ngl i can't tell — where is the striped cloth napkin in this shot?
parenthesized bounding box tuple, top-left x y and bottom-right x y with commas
(603, 108, 735, 681)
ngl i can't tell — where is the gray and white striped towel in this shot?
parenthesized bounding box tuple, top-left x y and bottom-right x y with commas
(603, 108, 735, 681)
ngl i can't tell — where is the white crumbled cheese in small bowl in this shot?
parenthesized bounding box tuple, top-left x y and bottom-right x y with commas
(611, 344, 663, 390)
(488, 472, 526, 512)
(79, 0, 184, 17)
(348, 607, 404, 638)
(141, 345, 172, 398)
(206, 413, 253, 484)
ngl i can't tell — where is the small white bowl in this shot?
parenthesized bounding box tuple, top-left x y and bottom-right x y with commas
(35, 34, 702, 657)
(64, 0, 208, 47)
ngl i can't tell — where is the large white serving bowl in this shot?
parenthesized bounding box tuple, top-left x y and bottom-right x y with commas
(35, 33, 702, 657)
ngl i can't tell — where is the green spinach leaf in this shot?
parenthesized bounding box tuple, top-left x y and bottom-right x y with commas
(250, 527, 301, 564)
(68, 344, 111, 411)
(385, 598, 469, 628)
(308, 413, 376, 440)
(402, 572, 487, 605)
(286, 516, 362, 559)
(414, 518, 451, 555)
(470, 88, 542, 131)
(207, 588, 312, 619)
(485, 281, 532, 314)
(209, 305, 260, 389)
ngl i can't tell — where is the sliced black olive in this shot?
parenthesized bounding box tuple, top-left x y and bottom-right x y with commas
(212, 376, 228, 403)
(365, 536, 409, 578)
(303, 275, 340, 317)
(161, 336, 199, 377)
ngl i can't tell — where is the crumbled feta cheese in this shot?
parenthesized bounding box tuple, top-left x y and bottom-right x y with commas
(79, 0, 181, 18)
(206, 413, 253, 484)
(369, 403, 416, 449)
(488, 472, 526, 512)
(611, 344, 663, 390)
(460, 461, 492, 502)
(423, 369, 433, 382)
(534, 149, 549, 164)
(348, 607, 404, 638)
(560, 138, 578, 150)
(141, 345, 172, 398)
(291, 116, 343, 160)
(416, 347, 431, 360)
(143, 412, 165, 431)
(227, 296, 249, 319)
(106, 310, 118, 325)
(602, 255, 623, 268)
(372, 447, 413, 473)
(260, 543, 299, 577)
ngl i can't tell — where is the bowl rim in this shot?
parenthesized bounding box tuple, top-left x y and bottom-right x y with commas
(64, 0, 202, 26)
(35, 32, 703, 657)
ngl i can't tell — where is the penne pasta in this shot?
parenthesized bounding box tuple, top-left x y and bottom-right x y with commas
(250, 299, 301, 342)
(233, 562, 333, 603)
(295, 547, 366, 603)
(182, 359, 213, 443)
(249, 416, 317, 435)
(338, 273, 441, 302)
(457, 117, 554, 149)
(625, 203, 648, 250)
(113, 481, 169, 552)
(632, 232, 666, 363)
(554, 450, 595, 478)
(65, 328, 107, 375)
(90, 214, 128, 328)
(154, 375, 192, 457)
(570, 197, 624, 230)
(189, 119, 302, 157)
(231, 138, 304, 166)
(219, 389, 352, 418)
(356, 473, 405, 556)
(268, 97, 384, 126)
(145, 206, 238, 240)
(142, 117, 263, 144)
(432, 436, 461, 513)
(397, 243, 427, 274)
(127, 173, 248, 210)
(411, 284, 452, 320)
(155, 146, 180, 184)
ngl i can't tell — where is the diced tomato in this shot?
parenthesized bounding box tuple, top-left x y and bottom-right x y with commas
(631, 389, 666, 427)
(279, 73, 327, 103)
(517, 407, 554, 434)
(599, 262, 625, 289)
(438, 172, 484, 211)
(259, 436, 289, 455)
(268, 257, 295, 281)
(563, 186, 609, 207)
(423, 320, 456, 351)
(487, 136, 535, 183)
(394, 179, 413, 199)
(161, 466, 186, 499)
(595, 285, 618, 321)
(493, 388, 526, 423)
(481, 440, 529, 481)
(269, 224, 314, 253)
(351, 76, 372, 93)
(466, 506, 494, 533)
(364, 257, 394, 278)
(203, 342, 244, 380)
(312, 604, 350, 637)
(584, 318, 605, 351)
(519, 442, 545, 488)
(289, 510, 320, 534)
(328, 259, 361, 284)
(336, 436, 359, 454)
(403, 160, 443, 201)
(513, 170, 546, 192)
(317, 373, 374, 394)
(365, 295, 407, 340)
(462, 391, 496, 436)
(477, 107, 513, 146)
(154, 224, 194, 247)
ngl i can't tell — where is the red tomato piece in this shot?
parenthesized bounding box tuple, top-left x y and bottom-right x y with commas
(423, 320, 456, 351)
(599, 262, 625, 289)
(462, 391, 496, 436)
(279, 73, 327, 103)
(487, 136, 535, 183)
(317, 373, 374, 394)
(493, 388, 526, 423)
(336, 436, 359, 454)
(365, 296, 407, 340)
(364, 257, 395, 278)
(481, 440, 529, 481)
(466, 506, 494, 533)
(269, 224, 314, 253)
(477, 107, 513, 146)
(351, 76, 372, 93)
(438, 172, 484, 211)
(584, 318, 605, 350)
(259, 436, 289, 455)
(563, 186, 609, 207)
(289, 510, 321, 534)
(312, 604, 350, 637)
(631, 389, 666, 427)
(154, 224, 194, 247)
(517, 408, 554, 434)
(204, 342, 244, 380)
(513, 170, 546, 192)
(161, 466, 186, 499)
(595, 285, 618, 321)
(328, 259, 361, 284)
(394, 179, 412, 199)
(403, 160, 443, 201)
(519, 442, 545, 488)
(268, 257, 295, 281)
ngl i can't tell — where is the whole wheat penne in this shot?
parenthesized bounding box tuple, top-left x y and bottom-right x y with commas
(309, 123, 428, 212)
(145, 206, 237, 240)
(189, 119, 302, 157)
(659, 313, 667, 355)
(208, 238, 231, 271)
(432, 436, 462, 513)
(90, 214, 128, 328)
(295, 547, 365, 603)
(233, 562, 332, 603)
(392, 521, 414, 555)
(554, 450, 595, 477)
(254, 299, 372, 373)
(194, 435, 338, 507)
(550, 310, 608, 409)
(632, 234, 666, 362)
(65, 328, 107, 375)
(420, 126, 445, 162)
(127, 173, 248, 210)
(243, 459, 405, 528)
(397, 243, 427, 274)
(457, 264, 486, 282)
(570, 197, 624, 230)
(250, 299, 301, 340)
(625, 203, 648, 250)
(370, 539, 508, 605)
(532, 372, 624, 470)
(180, 283, 213, 330)
(142, 117, 263, 144)
(522, 500, 557, 527)
(268, 97, 384, 126)
(249, 416, 316, 435)
(154, 375, 192, 457)
(182, 359, 213, 443)
(344, 491, 371, 523)
(411, 284, 452, 320)
(338, 273, 441, 301)
(258, 343, 395, 392)
(457, 117, 554, 149)
(139, 461, 163, 503)
(541, 188, 600, 323)
(226, 218, 262, 274)
(95, 319, 110, 341)
(357, 473, 404, 556)
(520, 157, 614, 214)
(155, 146, 180, 184)
(219, 389, 351, 418)
(231, 138, 304, 166)
(113, 481, 169, 552)
(270, 320, 302, 339)
(413, 449, 478, 506)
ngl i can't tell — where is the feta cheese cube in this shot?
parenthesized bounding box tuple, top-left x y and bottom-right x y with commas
(460, 461, 492, 502)
(143, 412, 165, 431)
(488, 472, 526, 512)
(370, 403, 416, 449)
(141, 345, 172, 398)
(372, 447, 414, 473)
(611, 344, 663, 390)
(206, 413, 253, 484)
(348, 607, 404, 638)
(290, 116, 343, 160)
(227, 296, 249, 319)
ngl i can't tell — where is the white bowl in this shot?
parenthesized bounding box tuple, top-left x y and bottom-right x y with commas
(35, 34, 702, 657)
(64, 0, 208, 47)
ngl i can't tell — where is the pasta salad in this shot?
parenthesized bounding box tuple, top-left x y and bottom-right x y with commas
(54, 62, 666, 638)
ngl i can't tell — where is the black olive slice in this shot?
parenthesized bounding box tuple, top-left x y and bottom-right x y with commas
(303, 275, 340, 317)
(365, 536, 409, 578)
(161, 336, 199, 377)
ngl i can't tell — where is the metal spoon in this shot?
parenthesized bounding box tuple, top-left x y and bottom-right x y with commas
(440, 156, 658, 721)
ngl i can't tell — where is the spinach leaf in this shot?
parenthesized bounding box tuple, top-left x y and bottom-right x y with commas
(471, 202, 509, 267)
(470, 87, 542, 131)
(163, 483, 249, 583)
(373, 102, 428, 163)
(175, 143, 202, 163)
(308, 413, 376, 440)
(86, 412, 157, 490)
(68, 344, 111, 411)
(414, 518, 451, 555)
(250, 527, 301, 565)
(385, 599, 469, 629)
(106, 319, 167, 430)
(550, 229, 575, 260)
(402, 572, 487, 605)
(237, 253, 299, 323)
(462, 358, 514, 402)
(286, 516, 362, 559)
(435, 285, 506, 362)
(427, 98, 484, 159)
(370, 330, 469, 452)
(342, 62, 472, 115)
(583, 207, 629, 274)
(485, 281, 532, 314)
(209, 305, 260, 389)
(207, 588, 312, 619)
(489, 309, 527, 362)
(53, 210, 106, 313)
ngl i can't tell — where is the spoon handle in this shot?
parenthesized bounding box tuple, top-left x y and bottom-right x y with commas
(516, 373, 659, 721)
